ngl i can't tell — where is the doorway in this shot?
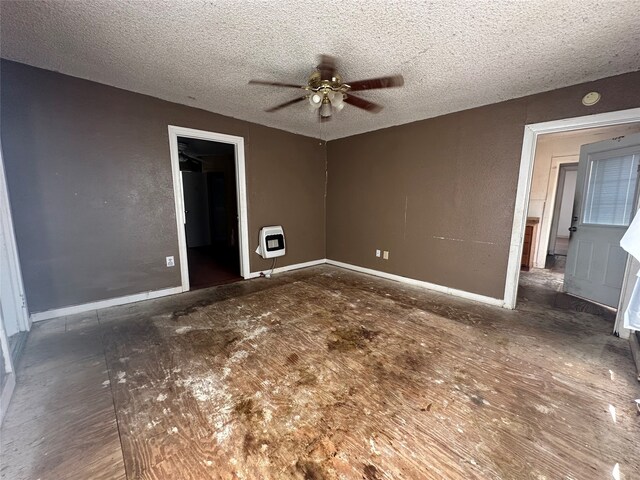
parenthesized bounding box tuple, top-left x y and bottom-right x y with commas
(522, 130, 640, 316)
(505, 109, 640, 335)
(168, 126, 251, 292)
(179, 137, 241, 289)
(548, 163, 578, 259)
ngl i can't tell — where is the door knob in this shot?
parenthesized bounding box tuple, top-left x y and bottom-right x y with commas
(572, 216, 578, 221)
(569, 226, 577, 232)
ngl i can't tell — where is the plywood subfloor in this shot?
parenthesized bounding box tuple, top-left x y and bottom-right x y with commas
(2, 266, 639, 479)
(0, 314, 126, 480)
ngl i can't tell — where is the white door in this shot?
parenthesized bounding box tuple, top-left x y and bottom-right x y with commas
(564, 133, 640, 307)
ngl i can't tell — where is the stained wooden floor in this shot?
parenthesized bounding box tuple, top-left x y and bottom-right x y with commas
(1, 266, 639, 479)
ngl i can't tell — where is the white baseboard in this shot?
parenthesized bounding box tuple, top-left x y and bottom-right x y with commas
(326, 259, 506, 308)
(0, 372, 16, 427)
(29, 258, 506, 322)
(248, 258, 327, 279)
(30, 259, 327, 323)
(30, 286, 183, 322)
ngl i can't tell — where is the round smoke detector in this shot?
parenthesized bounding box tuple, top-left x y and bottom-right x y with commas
(582, 91, 601, 106)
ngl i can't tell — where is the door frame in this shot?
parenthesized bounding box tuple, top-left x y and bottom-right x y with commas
(168, 126, 251, 291)
(504, 107, 640, 312)
(0, 139, 30, 333)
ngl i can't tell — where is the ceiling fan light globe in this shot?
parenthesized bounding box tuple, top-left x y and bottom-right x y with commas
(309, 93, 322, 109)
(320, 102, 332, 117)
(330, 91, 344, 109)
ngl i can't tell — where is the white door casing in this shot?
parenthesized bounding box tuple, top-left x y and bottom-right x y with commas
(564, 134, 640, 308)
(0, 139, 30, 334)
(168, 126, 251, 291)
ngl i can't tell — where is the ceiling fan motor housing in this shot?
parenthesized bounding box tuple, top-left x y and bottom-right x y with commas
(306, 71, 348, 115)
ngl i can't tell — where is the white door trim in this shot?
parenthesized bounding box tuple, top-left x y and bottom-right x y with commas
(504, 107, 640, 310)
(0, 139, 30, 332)
(167, 126, 251, 291)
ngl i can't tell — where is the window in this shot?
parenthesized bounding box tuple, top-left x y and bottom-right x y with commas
(582, 153, 639, 226)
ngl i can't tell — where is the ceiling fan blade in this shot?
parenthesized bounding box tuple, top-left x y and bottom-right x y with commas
(249, 80, 303, 89)
(344, 94, 383, 113)
(347, 75, 404, 91)
(317, 54, 337, 81)
(265, 96, 307, 112)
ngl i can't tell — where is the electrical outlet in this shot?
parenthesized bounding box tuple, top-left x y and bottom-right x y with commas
(166, 256, 175, 267)
(383, 251, 389, 260)
(376, 249, 381, 257)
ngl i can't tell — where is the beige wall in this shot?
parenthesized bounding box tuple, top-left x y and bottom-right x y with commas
(1, 60, 327, 313)
(528, 123, 640, 268)
(327, 71, 640, 300)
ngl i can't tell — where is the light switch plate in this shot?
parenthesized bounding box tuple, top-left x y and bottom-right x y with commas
(166, 256, 175, 267)
(383, 251, 389, 260)
(376, 249, 381, 257)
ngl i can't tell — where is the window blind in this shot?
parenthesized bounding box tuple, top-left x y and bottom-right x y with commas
(583, 154, 639, 226)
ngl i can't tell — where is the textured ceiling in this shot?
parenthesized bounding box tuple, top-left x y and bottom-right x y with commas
(1, 1, 639, 140)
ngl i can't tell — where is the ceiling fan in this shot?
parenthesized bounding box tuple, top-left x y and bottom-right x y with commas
(249, 55, 404, 121)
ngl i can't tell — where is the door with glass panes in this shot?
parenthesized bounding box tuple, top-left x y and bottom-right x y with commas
(564, 133, 640, 308)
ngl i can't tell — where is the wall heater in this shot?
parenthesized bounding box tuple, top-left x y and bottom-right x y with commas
(256, 226, 286, 259)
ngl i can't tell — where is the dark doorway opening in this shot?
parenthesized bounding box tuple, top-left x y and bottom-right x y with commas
(178, 137, 241, 289)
